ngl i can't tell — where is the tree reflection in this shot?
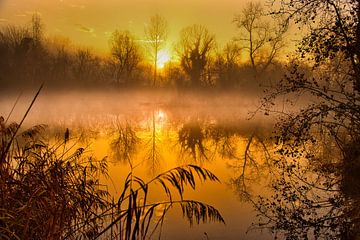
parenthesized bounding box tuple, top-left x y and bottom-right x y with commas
(178, 121, 208, 162)
(109, 120, 139, 163)
(143, 110, 162, 174)
(227, 132, 275, 201)
(247, 135, 360, 239)
(207, 124, 240, 159)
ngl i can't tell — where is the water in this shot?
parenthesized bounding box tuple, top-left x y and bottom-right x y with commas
(1, 89, 276, 239)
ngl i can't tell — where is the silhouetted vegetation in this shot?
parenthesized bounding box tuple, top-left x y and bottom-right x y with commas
(247, 0, 360, 238)
(233, 2, 286, 75)
(144, 14, 168, 86)
(0, 5, 288, 93)
(4, 0, 360, 238)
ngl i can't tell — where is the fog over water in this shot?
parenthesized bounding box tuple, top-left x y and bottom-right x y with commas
(0, 89, 276, 239)
(0, 89, 272, 128)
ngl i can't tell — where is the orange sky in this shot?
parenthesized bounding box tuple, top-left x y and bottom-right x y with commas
(0, 0, 249, 53)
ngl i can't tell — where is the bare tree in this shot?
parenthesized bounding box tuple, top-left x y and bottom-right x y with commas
(0, 25, 30, 84)
(144, 14, 168, 86)
(110, 30, 142, 86)
(0, 25, 30, 52)
(251, 0, 360, 237)
(233, 2, 286, 73)
(47, 36, 74, 83)
(177, 24, 216, 87)
(215, 42, 242, 88)
(73, 48, 99, 83)
(31, 13, 44, 47)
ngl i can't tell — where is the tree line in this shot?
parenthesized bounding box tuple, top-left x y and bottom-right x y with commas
(0, 2, 289, 91)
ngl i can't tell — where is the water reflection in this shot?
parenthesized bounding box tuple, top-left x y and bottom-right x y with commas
(143, 110, 165, 174)
(63, 110, 274, 197)
(35, 107, 358, 239)
(228, 133, 275, 201)
(102, 109, 360, 239)
(248, 133, 360, 239)
(109, 120, 139, 163)
(104, 112, 266, 173)
(178, 121, 208, 162)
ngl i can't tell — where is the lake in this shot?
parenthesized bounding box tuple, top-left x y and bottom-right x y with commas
(0, 89, 282, 239)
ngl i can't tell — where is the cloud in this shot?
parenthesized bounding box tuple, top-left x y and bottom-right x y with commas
(15, 14, 27, 17)
(25, 11, 42, 16)
(75, 24, 97, 37)
(75, 24, 94, 33)
(69, 4, 85, 9)
(104, 31, 112, 37)
(58, 1, 85, 9)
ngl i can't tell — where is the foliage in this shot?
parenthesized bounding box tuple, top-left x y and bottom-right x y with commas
(250, 0, 360, 238)
(271, 0, 360, 90)
(0, 117, 110, 239)
(95, 165, 225, 240)
(0, 118, 225, 239)
(0, 11, 289, 90)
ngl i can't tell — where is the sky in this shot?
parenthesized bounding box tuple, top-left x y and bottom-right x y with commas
(0, 0, 249, 54)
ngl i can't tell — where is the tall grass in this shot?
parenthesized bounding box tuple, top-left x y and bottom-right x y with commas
(0, 116, 110, 239)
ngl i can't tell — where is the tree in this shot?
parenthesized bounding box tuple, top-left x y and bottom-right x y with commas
(214, 41, 241, 88)
(233, 2, 286, 74)
(47, 36, 74, 84)
(0, 25, 30, 52)
(73, 47, 99, 84)
(251, 0, 360, 238)
(177, 25, 216, 87)
(272, 0, 360, 91)
(110, 30, 142, 86)
(0, 25, 30, 85)
(145, 14, 168, 86)
(30, 13, 44, 47)
(28, 13, 48, 84)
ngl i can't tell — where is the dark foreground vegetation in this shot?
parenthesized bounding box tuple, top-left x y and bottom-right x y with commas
(2, 0, 360, 238)
(244, 0, 360, 239)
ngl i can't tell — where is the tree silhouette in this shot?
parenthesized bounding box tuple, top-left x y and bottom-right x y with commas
(110, 30, 142, 86)
(145, 14, 168, 86)
(177, 25, 216, 87)
(31, 13, 43, 47)
(73, 47, 99, 84)
(214, 41, 242, 88)
(48, 36, 73, 83)
(233, 2, 286, 74)
(252, 0, 360, 237)
(271, 0, 360, 91)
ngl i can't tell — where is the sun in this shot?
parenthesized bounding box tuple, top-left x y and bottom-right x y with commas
(157, 50, 171, 69)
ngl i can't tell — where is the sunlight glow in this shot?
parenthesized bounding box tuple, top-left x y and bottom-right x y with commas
(157, 50, 171, 69)
(155, 109, 167, 130)
(139, 109, 168, 133)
